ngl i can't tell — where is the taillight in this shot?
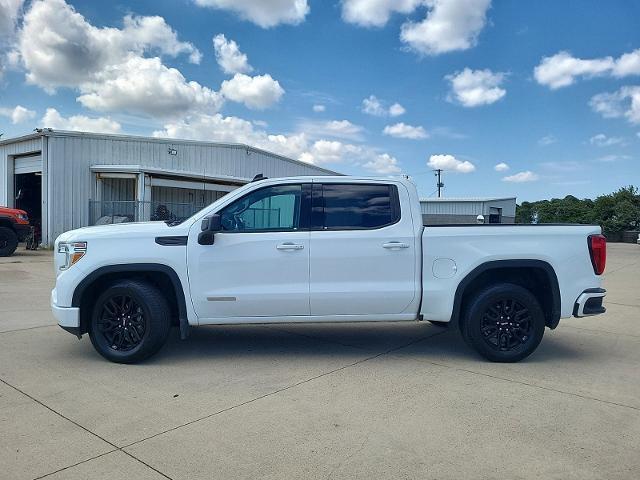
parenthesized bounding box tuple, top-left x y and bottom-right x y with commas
(588, 234, 606, 275)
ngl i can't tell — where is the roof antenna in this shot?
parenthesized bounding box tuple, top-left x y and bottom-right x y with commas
(251, 173, 267, 182)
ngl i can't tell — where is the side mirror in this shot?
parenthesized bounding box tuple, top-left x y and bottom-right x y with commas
(198, 214, 222, 245)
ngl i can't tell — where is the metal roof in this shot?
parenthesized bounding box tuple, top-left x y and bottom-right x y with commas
(0, 129, 341, 175)
(420, 197, 516, 202)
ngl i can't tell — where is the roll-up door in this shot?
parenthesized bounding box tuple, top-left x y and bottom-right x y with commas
(14, 154, 42, 174)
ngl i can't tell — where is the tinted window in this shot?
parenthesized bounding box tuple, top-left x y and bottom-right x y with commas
(220, 184, 302, 232)
(321, 184, 398, 229)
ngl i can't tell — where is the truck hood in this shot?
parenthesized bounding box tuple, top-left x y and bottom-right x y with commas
(0, 206, 28, 216)
(56, 221, 191, 243)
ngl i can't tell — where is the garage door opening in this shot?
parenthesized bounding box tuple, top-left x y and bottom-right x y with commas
(15, 172, 42, 244)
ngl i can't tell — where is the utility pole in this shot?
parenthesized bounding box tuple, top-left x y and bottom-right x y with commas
(433, 169, 444, 198)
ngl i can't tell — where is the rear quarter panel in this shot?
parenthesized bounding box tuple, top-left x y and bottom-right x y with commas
(420, 225, 603, 322)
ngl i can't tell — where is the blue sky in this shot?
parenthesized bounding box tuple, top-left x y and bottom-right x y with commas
(0, 0, 639, 201)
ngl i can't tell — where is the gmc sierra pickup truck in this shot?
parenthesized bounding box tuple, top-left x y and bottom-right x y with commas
(51, 176, 607, 364)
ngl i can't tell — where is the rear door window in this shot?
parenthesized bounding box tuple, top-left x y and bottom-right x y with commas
(318, 183, 399, 230)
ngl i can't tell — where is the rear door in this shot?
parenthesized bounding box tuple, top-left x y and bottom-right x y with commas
(309, 182, 417, 316)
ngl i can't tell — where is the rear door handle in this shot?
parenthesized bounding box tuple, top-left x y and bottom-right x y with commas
(383, 242, 410, 249)
(277, 243, 304, 251)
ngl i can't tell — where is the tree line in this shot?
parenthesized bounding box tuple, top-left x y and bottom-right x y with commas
(516, 186, 640, 235)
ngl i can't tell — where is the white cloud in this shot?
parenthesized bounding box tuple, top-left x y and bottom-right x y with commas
(446, 68, 506, 107)
(534, 49, 640, 89)
(362, 95, 386, 116)
(0, 105, 36, 124)
(213, 34, 253, 75)
(362, 95, 405, 116)
(41, 108, 121, 133)
(597, 154, 630, 163)
(383, 122, 428, 139)
(538, 134, 557, 146)
(0, 0, 23, 38)
(502, 171, 539, 183)
(154, 113, 400, 173)
(590, 86, 640, 125)
(312, 104, 326, 112)
(427, 154, 475, 173)
(193, 0, 309, 28)
(77, 56, 223, 118)
(17, 0, 201, 92)
(122, 14, 202, 64)
(589, 133, 625, 147)
(400, 0, 491, 55)
(493, 162, 509, 172)
(298, 119, 364, 141)
(341, 0, 422, 27)
(220, 73, 284, 110)
(389, 103, 406, 116)
(363, 153, 401, 174)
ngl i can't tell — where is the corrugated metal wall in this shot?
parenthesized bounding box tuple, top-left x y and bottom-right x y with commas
(151, 186, 225, 206)
(102, 178, 136, 201)
(45, 133, 333, 243)
(421, 200, 485, 216)
(483, 198, 516, 218)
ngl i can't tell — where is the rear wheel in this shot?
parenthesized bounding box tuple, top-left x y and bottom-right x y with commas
(461, 283, 545, 362)
(0, 227, 18, 257)
(89, 280, 171, 363)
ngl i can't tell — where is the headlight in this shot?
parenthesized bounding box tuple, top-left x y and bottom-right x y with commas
(58, 242, 87, 270)
(16, 213, 28, 222)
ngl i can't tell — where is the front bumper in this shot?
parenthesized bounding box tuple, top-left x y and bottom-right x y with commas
(14, 224, 31, 242)
(573, 288, 606, 317)
(51, 289, 81, 336)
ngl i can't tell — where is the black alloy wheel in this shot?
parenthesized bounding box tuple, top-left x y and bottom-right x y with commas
(479, 297, 533, 351)
(89, 280, 171, 363)
(461, 283, 545, 362)
(97, 294, 147, 352)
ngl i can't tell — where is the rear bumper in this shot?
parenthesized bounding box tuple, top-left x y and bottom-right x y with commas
(573, 288, 606, 317)
(51, 289, 81, 335)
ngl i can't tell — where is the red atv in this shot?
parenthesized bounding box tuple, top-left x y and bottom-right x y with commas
(0, 206, 31, 256)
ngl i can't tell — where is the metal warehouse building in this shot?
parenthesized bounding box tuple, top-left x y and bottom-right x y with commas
(421, 197, 516, 225)
(0, 130, 337, 246)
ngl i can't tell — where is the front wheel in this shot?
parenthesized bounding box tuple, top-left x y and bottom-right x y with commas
(0, 227, 18, 257)
(89, 280, 171, 363)
(461, 283, 545, 362)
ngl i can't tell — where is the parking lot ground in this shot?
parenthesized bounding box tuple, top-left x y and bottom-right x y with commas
(0, 243, 639, 479)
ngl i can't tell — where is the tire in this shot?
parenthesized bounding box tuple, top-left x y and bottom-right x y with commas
(89, 279, 171, 364)
(461, 283, 545, 362)
(0, 227, 18, 257)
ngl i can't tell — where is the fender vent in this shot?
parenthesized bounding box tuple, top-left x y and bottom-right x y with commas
(155, 236, 188, 246)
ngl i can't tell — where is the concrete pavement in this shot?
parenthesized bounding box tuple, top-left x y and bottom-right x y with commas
(0, 244, 638, 479)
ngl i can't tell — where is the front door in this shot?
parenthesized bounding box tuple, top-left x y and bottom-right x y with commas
(188, 183, 310, 320)
(309, 182, 417, 316)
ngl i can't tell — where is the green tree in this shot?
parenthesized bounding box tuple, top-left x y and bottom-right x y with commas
(515, 186, 639, 235)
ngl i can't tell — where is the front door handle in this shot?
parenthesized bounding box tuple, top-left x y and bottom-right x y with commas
(382, 242, 410, 249)
(277, 243, 304, 251)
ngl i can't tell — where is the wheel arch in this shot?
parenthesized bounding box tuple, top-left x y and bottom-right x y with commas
(450, 260, 561, 330)
(0, 218, 16, 231)
(72, 263, 189, 338)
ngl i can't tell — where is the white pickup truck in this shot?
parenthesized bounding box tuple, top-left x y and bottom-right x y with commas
(51, 176, 607, 364)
